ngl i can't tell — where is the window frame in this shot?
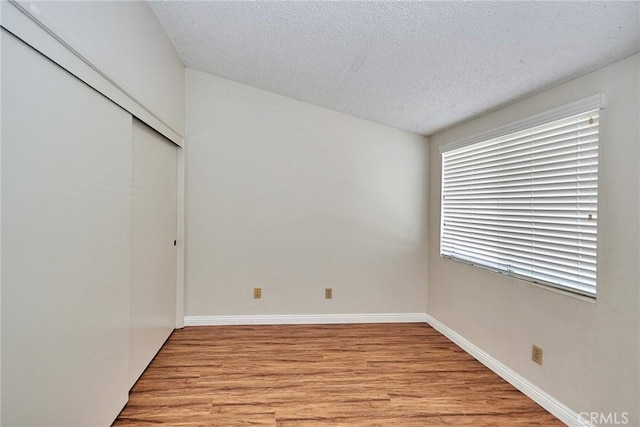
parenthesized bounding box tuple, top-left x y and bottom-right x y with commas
(438, 94, 606, 298)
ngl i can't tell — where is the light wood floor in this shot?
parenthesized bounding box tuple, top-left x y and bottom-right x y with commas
(113, 323, 562, 426)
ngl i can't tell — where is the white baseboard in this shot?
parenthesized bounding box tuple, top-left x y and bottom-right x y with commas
(184, 312, 428, 326)
(424, 314, 589, 427)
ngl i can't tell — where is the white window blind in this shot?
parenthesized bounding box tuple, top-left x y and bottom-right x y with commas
(440, 108, 599, 297)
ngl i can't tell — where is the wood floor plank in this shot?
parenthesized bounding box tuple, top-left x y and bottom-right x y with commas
(113, 323, 562, 426)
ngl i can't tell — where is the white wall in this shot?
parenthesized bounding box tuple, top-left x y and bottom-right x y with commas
(20, 0, 185, 136)
(428, 54, 639, 425)
(185, 70, 428, 317)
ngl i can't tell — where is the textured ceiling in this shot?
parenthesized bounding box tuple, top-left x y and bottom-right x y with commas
(149, 1, 639, 136)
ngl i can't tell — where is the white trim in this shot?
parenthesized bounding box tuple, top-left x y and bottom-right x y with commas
(439, 93, 606, 154)
(1, 0, 183, 147)
(424, 313, 591, 427)
(184, 313, 429, 326)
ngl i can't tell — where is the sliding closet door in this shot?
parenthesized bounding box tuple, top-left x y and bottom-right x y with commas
(1, 30, 132, 426)
(129, 119, 177, 388)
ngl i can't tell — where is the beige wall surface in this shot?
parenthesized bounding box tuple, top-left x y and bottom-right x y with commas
(428, 54, 640, 425)
(185, 70, 428, 316)
(24, 0, 185, 136)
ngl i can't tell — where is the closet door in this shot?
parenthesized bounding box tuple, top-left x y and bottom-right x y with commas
(1, 30, 132, 426)
(129, 119, 177, 388)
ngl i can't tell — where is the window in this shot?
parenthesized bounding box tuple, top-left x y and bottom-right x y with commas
(440, 96, 603, 297)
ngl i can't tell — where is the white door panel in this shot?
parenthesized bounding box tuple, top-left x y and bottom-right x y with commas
(1, 30, 131, 426)
(129, 119, 177, 388)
